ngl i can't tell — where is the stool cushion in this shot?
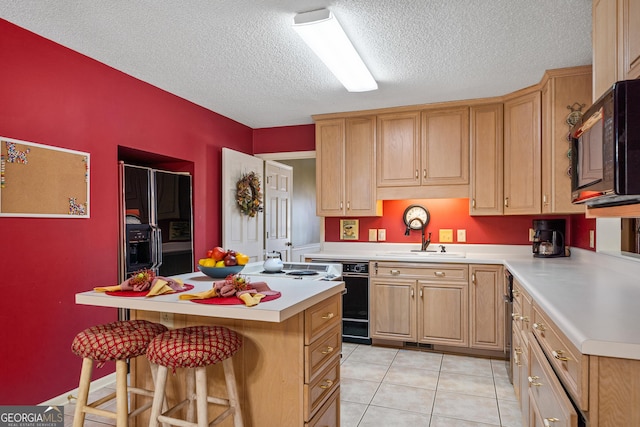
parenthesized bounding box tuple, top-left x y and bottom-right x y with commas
(146, 326, 242, 369)
(72, 320, 168, 361)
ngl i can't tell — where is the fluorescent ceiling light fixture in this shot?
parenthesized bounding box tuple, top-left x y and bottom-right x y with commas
(293, 9, 378, 92)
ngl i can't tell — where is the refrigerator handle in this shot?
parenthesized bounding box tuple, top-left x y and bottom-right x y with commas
(150, 225, 162, 271)
(156, 227, 163, 270)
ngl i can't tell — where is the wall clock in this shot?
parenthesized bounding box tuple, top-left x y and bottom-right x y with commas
(403, 204, 429, 230)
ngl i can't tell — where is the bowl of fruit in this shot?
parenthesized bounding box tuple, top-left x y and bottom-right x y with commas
(197, 247, 249, 279)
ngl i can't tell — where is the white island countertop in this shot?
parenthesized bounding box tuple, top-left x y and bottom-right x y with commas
(307, 243, 640, 360)
(76, 271, 345, 323)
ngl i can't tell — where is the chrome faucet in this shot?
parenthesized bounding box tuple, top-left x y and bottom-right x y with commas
(404, 218, 432, 251)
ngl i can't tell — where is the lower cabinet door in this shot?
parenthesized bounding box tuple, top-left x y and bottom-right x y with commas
(418, 281, 468, 346)
(370, 279, 416, 341)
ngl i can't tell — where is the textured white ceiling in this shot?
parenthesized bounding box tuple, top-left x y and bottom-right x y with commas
(0, 1, 592, 128)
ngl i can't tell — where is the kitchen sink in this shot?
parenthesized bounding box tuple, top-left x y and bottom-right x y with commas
(376, 251, 466, 258)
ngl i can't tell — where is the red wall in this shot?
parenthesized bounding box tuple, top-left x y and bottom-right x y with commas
(253, 124, 315, 153)
(325, 199, 596, 250)
(0, 19, 256, 404)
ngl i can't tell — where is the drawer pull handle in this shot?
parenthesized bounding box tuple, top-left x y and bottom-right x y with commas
(520, 316, 529, 323)
(321, 346, 334, 355)
(434, 271, 445, 277)
(528, 376, 542, 386)
(514, 347, 523, 355)
(511, 312, 521, 320)
(552, 350, 569, 361)
(319, 379, 334, 389)
(533, 322, 546, 332)
(512, 290, 520, 298)
(544, 418, 559, 427)
(321, 312, 334, 320)
(390, 269, 401, 276)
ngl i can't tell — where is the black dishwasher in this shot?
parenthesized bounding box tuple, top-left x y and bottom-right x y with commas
(340, 262, 372, 344)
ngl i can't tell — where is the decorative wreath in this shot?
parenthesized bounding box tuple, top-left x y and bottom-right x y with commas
(236, 171, 263, 217)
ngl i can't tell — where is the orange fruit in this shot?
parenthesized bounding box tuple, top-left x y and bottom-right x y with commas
(236, 253, 249, 265)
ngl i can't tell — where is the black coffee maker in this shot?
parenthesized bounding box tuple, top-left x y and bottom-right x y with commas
(532, 219, 567, 258)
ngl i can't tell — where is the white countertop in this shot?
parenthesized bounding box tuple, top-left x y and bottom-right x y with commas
(76, 271, 345, 323)
(307, 243, 640, 360)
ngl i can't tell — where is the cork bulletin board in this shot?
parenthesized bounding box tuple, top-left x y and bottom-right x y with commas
(0, 136, 90, 218)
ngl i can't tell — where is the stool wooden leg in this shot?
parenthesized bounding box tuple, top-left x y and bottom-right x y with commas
(148, 363, 168, 427)
(195, 367, 208, 427)
(115, 359, 129, 427)
(185, 367, 196, 423)
(72, 358, 94, 427)
(222, 358, 244, 427)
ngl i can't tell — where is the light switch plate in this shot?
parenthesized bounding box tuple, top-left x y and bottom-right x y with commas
(368, 229, 378, 242)
(457, 229, 466, 242)
(378, 229, 386, 241)
(439, 229, 453, 243)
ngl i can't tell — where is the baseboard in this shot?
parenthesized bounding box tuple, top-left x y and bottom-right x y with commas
(39, 372, 117, 406)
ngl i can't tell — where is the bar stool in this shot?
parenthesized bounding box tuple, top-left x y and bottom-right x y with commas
(71, 319, 168, 427)
(146, 325, 244, 427)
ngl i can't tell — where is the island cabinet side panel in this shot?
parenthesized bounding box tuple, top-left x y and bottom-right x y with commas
(130, 310, 306, 427)
(589, 355, 640, 427)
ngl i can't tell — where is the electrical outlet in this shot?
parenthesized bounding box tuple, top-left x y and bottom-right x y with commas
(529, 228, 535, 242)
(378, 229, 386, 241)
(160, 312, 173, 328)
(457, 229, 466, 242)
(439, 229, 453, 243)
(589, 230, 595, 248)
(368, 229, 378, 242)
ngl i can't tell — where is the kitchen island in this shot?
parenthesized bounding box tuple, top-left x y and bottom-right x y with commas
(76, 271, 345, 427)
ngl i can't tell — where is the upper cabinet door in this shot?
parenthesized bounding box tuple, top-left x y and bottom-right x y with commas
(620, 0, 640, 80)
(376, 111, 421, 187)
(345, 116, 380, 216)
(470, 103, 504, 215)
(315, 119, 345, 216)
(592, 0, 619, 101)
(504, 90, 542, 215)
(421, 107, 469, 186)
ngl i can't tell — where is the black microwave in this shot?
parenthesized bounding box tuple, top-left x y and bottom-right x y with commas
(570, 79, 640, 207)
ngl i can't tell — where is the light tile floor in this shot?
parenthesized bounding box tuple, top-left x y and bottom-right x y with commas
(63, 344, 524, 427)
(340, 343, 524, 427)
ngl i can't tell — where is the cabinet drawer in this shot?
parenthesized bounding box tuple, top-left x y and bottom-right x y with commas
(305, 388, 339, 427)
(531, 303, 588, 411)
(372, 262, 468, 281)
(305, 322, 341, 383)
(529, 337, 579, 427)
(304, 358, 340, 420)
(512, 282, 531, 346)
(305, 294, 341, 345)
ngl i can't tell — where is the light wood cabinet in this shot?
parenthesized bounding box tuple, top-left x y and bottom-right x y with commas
(130, 292, 342, 427)
(529, 336, 579, 427)
(376, 111, 421, 188)
(418, 279, 468, 347)
(540, 67, 592, 214)
(421, 107, 469, 186)
(513, 278, 532, 426)
(370, 262, 503, 352)
(619, 0, 640, 80)
(315, 117, 381, 216)
(470, 103, 504, 215)
(592, 0, 640, 101)
(593, 0, 619, 101)
(370, 276, 417, 341)
(469, 265, 504, 351)
(503, 89, 541, 215)
(376, 108, 469, 200)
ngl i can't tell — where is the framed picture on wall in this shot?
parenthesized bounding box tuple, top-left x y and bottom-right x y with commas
(340, 219, 359, 240)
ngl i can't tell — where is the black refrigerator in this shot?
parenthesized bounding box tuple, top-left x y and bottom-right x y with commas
(118, 162, 194, 284)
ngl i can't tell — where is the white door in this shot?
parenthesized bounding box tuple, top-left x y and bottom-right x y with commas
(222, 148, 264, 263)
(265, 161, 293, 262)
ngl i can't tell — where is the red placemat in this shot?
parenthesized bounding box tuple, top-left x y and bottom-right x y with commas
(191, 292, 281, 305)
(105, 284, 194, 297)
